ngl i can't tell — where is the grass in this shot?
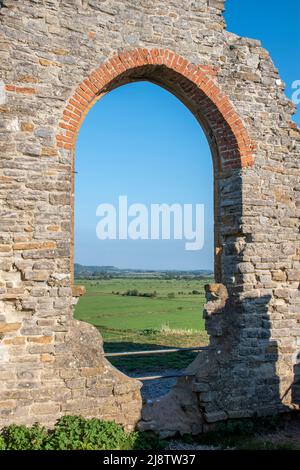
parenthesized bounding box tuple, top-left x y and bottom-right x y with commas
(74, 277, 210, 372)
(183, 415, 300, 450)
(102, 327, 207, 371)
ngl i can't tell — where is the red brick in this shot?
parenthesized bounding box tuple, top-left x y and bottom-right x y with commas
(55, 48, 254, 171)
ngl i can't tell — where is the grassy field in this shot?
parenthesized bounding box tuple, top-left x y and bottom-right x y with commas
(74, 278, 210, 372)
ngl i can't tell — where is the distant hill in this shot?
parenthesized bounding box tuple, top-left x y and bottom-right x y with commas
(74, 263, 213, 279)
(74, 264, 120, 276)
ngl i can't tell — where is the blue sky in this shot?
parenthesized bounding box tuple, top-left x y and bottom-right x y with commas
(75, 1, 300, 271)
(225, 0, 300, 125)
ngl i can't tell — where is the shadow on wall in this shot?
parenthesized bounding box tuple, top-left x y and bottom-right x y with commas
(203, 292, 284, 415)
(216, 289, 300, 415)
(292, 352, 300, 406)
(104, 341, 199, 374)
(238, 294, 282, 414)
(139, 287, 299, 436)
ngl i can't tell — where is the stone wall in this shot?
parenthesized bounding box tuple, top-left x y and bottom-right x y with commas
(0, 0, 299, 434)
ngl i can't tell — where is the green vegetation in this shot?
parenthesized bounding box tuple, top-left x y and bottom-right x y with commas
(74, 263, 213, 280)
(74, 277, 210, 371)
(0, 416, 166, 450)
(74, 278, 209, 331)
(1, 414, 298, 451)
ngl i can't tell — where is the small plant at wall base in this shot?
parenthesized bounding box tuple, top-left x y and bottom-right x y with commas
(0, 416, 166, 451)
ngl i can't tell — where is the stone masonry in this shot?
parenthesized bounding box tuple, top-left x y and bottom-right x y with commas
(0, 0, 299, 434)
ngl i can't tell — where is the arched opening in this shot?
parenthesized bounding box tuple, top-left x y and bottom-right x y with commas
(73, 80, 214, 399)
(56, 49, 254, 427)
(57, 50, 254, 289)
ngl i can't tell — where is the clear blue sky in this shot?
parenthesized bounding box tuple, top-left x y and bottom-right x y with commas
(75, 0, 300, 271)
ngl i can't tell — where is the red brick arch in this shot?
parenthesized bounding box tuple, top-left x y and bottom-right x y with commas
(56, 48, 254, 170)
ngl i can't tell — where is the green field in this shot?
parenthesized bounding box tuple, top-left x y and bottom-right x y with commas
(74, 278, 210, 372)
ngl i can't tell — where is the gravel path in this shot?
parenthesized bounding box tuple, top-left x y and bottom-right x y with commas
(166, 440, 219, 450)
(129, 369, 179, 400)
(167, 415, 300, 450)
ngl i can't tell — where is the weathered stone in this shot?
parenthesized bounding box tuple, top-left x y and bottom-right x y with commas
(24, 271, 49, 281)
(21, 122, 34, 132)
(72, 285, 86, 297)
(192, 381, 210, 393)
(65, 378, 86, 390)
(0, 323, 21, 333)
(0, 0, 299, 435)
(14, 242, 56, 251)
(272, 270, 287, 282)
(27, 336, 53, 344)
(40, 353, 55, 363)
(204, 411, 228, 423)
(30, 403, 60, 415)
(287, 270, 300, 282)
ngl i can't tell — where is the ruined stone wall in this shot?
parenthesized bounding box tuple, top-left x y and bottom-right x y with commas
(0, 0, 299, 434)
